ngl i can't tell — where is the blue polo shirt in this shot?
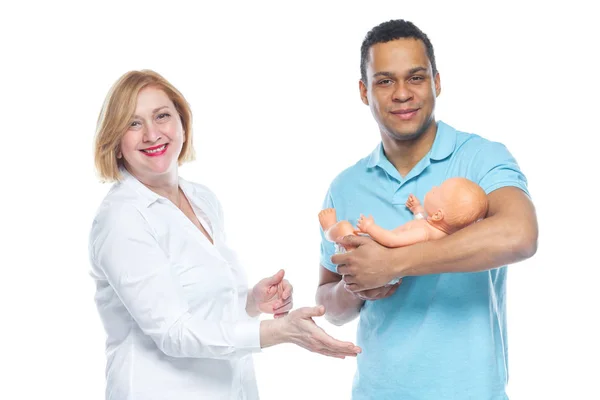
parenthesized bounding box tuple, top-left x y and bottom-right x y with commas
(320, 121, 529, 400)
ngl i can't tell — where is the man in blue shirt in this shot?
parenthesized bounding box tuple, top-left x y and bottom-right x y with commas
(316, 20, 538, 399)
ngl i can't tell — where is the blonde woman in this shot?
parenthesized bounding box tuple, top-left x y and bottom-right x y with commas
(89, 70, 360, 400)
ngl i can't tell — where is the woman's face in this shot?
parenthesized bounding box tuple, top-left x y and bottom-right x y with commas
(119, 86, 185, 182)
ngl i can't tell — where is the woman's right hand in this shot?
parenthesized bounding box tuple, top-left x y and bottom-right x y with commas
(261, 305, 361, 359)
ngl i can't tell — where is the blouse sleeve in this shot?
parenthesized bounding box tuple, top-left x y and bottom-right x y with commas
(89, 203, 261, 359)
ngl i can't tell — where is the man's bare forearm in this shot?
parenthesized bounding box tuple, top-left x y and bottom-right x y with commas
(316, 280, 364, 326)
(397, 206, 537, 277)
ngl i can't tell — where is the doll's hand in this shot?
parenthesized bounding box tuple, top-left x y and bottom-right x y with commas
(356, 214, 375, 233)
(405, 194, 421, 212)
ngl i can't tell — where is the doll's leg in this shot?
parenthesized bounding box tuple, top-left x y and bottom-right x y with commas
(318, 208, 338, 231)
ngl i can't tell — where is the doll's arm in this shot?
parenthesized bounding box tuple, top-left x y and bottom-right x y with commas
(357, 215, 428, 248)
(406, 194, 426, 219)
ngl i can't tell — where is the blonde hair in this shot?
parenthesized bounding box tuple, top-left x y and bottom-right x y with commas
(94, 69, 195, 181)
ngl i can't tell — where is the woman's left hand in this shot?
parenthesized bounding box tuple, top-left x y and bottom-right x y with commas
(252, 269, 293, 318)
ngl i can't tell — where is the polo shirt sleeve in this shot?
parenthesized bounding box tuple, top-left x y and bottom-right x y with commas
(319, 190, 339, 274)
(472, 141, 531, 198)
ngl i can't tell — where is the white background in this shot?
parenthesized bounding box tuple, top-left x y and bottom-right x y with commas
(2, 1, 598, 399)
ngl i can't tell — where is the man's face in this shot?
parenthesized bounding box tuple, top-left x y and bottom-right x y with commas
(360, 38, 441, 141)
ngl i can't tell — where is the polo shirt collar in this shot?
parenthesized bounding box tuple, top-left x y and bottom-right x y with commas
(367, 120, 457, 169)
(429, 120, 457, 161)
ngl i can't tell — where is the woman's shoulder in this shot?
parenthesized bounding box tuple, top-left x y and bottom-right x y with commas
(179, 178, 222, 212)
(91, 182, 147, 229)
(92, 201, 146, 237)
(179, 177, 216, 196)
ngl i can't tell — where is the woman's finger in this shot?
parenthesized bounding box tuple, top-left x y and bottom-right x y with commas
(273, 299, 292, 313)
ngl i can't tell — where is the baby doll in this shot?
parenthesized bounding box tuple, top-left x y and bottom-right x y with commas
(356, 177, 488, 247)
(319, 177, 488, 284)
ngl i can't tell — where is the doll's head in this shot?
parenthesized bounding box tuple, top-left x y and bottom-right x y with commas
(423, 177, 488, 233)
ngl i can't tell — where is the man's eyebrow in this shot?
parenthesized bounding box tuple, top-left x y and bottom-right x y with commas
(372, 71, 396, 79)
(408, 66, 428, 75)
(372, 67, 429, 80)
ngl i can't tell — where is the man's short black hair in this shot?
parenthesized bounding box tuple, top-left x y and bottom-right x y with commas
(360, 19, 437, 83)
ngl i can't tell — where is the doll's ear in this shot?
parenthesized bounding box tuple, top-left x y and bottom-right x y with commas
(431, 210, 444, 221)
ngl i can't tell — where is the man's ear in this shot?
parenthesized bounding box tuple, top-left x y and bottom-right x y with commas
(359, 79, 369, 105)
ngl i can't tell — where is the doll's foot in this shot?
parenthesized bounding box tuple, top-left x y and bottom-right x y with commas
(318, 208, 338, 230)
(356, 214, 375, 233)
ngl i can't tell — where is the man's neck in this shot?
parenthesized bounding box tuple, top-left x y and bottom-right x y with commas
(381, 121, 438, 178)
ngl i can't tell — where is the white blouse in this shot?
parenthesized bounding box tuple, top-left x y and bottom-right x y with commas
(88, 169, 262, 400)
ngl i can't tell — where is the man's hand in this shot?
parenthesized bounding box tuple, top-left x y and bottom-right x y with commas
(251, 269, 293, 318)
(353, 281, 401, 300)
(332, 235, 401, 292)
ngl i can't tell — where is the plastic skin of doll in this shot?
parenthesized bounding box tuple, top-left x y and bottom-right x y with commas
(318, 178, 487, 285)
(318, 208, 360, 252)
(356, 177, 488, 248)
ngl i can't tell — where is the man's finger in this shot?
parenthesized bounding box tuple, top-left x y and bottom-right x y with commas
(331, 252, 351, 268)
(372, 290, 385, 298)
(356, 293, 370, 301)
(336, 265, 351, 275)
(355, 281, 401, 300)
(357, 289, 381, 300)
(387, 283, 400, 297)
(334, 234, 371, 249)
(344, 283, 359, 293)
(342, 275, 355, 285)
